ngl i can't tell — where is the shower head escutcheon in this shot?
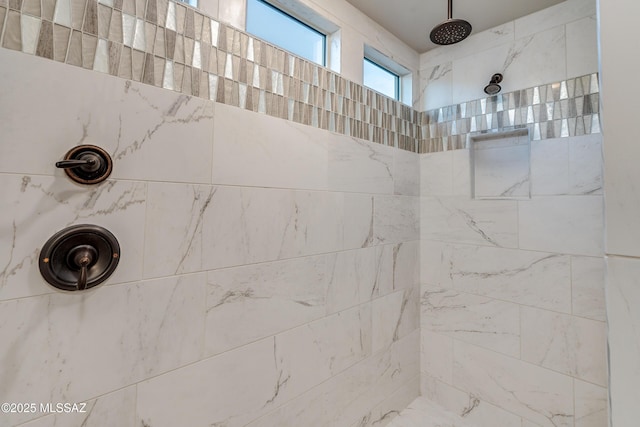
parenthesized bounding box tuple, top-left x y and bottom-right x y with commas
(430, 0, 472, 45)
(484, 73, 503, 95)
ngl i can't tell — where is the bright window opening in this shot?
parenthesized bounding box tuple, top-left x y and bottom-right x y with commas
(246, 0, 326, 66)
(363, 58, 399, 99)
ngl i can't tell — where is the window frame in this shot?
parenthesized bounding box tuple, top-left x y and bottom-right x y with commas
(246, 0, 329, 67)
(363, 57, 400, 100)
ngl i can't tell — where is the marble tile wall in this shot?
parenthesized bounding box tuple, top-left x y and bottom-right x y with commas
(0, 47, 420, 427)
(419, 130, 607, 426)
(0, 0, 601, 154)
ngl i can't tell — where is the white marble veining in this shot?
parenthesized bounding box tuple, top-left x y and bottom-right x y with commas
(343, 193, 375, 249)
(521, 306, 607, 386)
(421, 197, 518, 248)
(420, 375, 522, 427)
(420, 151, 454, 197)
(212, 103, 329, 191)
(201, 186, 344, 269)
(0, 174, 146, 301)
(571, 256, 606, 321)
(518, 196, 603, 256)
(352, 378, 419, 427)
(421, 286, 520, 357)
(606, 256, 640, 426)
(453, 341, 574, 427)
(420, 330, 453, 384)
(205, 254, 329, 356)
(372, 286, 419, 353)
(0, 49, 215, 184)
(0, 275, 205, 426)
(16, 386, 137, 427)
(373, 195, 419, 245)
(143, 182, 214, 278)
(393, 149, 420, 197)
(574, 379, 608, 427)
(328, 132, 396, 194)
(387, 397, 478, 427)
(472, 134, 530, 199)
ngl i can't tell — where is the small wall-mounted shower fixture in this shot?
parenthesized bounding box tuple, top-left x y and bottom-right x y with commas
(430, 0, 472, 45)
(56, 145, 113, 185)
(39, 224, 121, 291)
(484, 73, 503, 95)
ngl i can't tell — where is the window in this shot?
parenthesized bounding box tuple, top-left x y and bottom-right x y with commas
(363, 45, 412, 104)
(363, 58, 399, 99)
(179, 0, 197, 7)
(246, 0, 326, 66)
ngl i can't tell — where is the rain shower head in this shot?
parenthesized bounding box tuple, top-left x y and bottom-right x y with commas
(430, 0, 472, 45)
(484, 73, 503, 95)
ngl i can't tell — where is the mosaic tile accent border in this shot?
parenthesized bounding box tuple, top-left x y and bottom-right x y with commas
(0, 0, 600, 154)
(419, 73, 601, 153)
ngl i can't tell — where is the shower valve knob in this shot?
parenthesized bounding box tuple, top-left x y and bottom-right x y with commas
(56, 145, 113, 185)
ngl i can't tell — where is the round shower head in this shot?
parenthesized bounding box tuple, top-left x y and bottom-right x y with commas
(484, 73, 503, 95)
(430, 18, 473, 45)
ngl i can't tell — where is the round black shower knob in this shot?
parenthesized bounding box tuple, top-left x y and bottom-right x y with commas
(39, 224, 120, 292)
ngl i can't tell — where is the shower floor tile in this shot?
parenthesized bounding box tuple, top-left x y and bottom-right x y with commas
(387, 397, 478, 427)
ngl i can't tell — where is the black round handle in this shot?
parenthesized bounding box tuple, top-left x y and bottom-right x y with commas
(39, 225, 120, 292)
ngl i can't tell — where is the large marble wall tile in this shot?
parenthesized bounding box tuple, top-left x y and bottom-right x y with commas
(514, 0, 596, 39)
(472, 135, 530, 199)
(568, 133, 603, 195)
(372, 286, 419, 354)
(518, 196, 604, 256)
(421, 286, 520, 357)
(416, 62, 453, 112)
(420, 330, 453, 384)
(392, 240, 419, 292)
(452, 26, 566, 105)
(393, 149, 420, 197)
(441, 245, 572, 312)
(205, 255, 328, 356)
(419, 240, 454, 288)
(326, 246, 393, 313)
(421, 197, 518, 248)
(201, 186, 343, 269)
(329, 330, 420, 427)
(343, 193, 375, 249)
(143, 182, 214, 278)
(352, 378, 419, 427)
(0, 49, 214, 183)
(212, 102, 329, 190)
(328, 133, 395, 194)
(571, 256, 605, 321)
(420, 151, 453, 196)
(245, 331, 419, 427)
(521, 306, 607, 386)
(452, 149, 471, 197)
(0, 274, 205, 426)
(275, 304, 372, 403)
(0, 174, 146, 301)
(0, 296, 55, 426)
(566, 15, 598, 84)
(420, 375, 523, 427)
(574, 379, 608, 427)
(453, 341, 574, 427)
(16, 386, 137, 427)
(136, 337, 280, 427)
(373, 195, 419, 245)
(530, 138, 570, 196)
(605, 256, 640, 426)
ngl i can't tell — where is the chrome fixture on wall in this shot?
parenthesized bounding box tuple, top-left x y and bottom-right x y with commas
(429, 0, 472, 45)
(56, 144, 113, 185)
(39, 224, 121, 291)
(484, 73, 503, 95)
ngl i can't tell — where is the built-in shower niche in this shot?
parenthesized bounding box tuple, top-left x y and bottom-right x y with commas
(470, 128, 531, 199)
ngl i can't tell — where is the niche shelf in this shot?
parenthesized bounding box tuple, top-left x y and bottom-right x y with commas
(470, 128, 531, 200)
